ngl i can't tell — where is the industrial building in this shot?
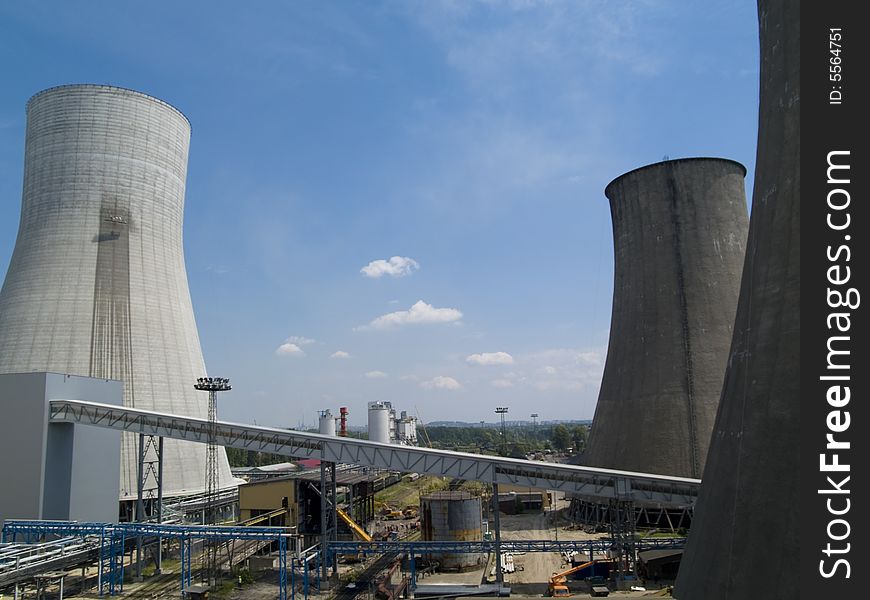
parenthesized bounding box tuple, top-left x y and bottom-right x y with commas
(367, 401, 418, 445)
(0, 1, 803, 589)
(237, 469, 379, 546)
(0, 85, 234, 506)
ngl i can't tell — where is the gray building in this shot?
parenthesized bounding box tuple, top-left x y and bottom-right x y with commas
(0, 373, 122, 526)
(583, 158, 749, 478)
(0, 85, 234, 500)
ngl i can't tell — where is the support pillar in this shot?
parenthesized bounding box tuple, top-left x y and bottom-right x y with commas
(156, 436, 164, 573)
(136, 433, 144, 580)
(303, 555, 309, 600)
(319, 462, 329, 582)
(330, 465, 338, 575)
(492, 483, 503, 586)
(409, 551, 417, 595)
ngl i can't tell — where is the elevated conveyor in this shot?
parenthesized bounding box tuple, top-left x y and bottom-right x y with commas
(47, 399, 700, 506)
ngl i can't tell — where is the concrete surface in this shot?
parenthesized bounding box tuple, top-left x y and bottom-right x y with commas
(674, 1, 800, 598)
(584, 157, 749, 478)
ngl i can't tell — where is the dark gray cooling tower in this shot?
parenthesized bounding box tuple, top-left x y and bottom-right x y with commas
(0, 85, 235, 500)
(674, 1, 799, 598)
(583, 158, 749, 478)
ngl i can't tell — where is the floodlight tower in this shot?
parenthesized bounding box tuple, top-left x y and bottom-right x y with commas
(194, 376, 231, 585)
(495, 407, 509, 454)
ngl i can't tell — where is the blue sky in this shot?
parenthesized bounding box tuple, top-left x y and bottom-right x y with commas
(0, 1, 760, 428)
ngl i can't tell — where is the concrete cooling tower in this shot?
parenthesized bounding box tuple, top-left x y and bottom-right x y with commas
(583, 158, 749, 479)
(675, 1, 800, 597)
(0, 84, 234, 500)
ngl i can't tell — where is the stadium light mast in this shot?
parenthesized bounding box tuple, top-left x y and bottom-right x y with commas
(495, 407, 509, 455)
(194, 376, 231, 586)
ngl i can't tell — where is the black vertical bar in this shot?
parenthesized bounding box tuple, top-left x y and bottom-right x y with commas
(492, 482, 502, 586)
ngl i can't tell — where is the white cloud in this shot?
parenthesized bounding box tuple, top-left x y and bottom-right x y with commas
(359, 300, 462, 330)
(523, 348, 606, 391)
(361, 256, 420, 278)
(276, 343, 305, 356)
(491, 379, 514, 388)
(275, 335, 316, 356)
(365, 370, 388, 379)
(466, 351, 515, 366)
(421, 376, 462, 390)
(331, 351, 351, 359)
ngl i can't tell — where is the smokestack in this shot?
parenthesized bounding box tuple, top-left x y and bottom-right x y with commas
(0, 85, 234, 499)
(583, 157, 749, 478)
(674, 1, 800, 597)
(339, 406, 349, 437)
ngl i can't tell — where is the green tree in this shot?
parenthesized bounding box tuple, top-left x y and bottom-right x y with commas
(552, 424, 571, 451)
(570, 425, 589, 454)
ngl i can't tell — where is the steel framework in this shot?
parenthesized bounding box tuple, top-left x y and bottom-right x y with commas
(2, 521, 297, 600)
(193, 376, 231, 586)
(327, 537, 685, 557)
(47, 400, 700, 506)
(327, 537, 686, 589)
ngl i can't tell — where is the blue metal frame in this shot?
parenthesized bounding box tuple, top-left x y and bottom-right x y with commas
(2, 520, 300, 598)
(278, 535, 287, 600)
(97, 528, 125, 596)
(180, 534, 192, 591)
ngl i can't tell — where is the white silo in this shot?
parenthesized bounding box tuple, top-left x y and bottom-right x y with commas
(368, 401, 392, 444)
(397, 411, 418, 445)
(319, 409, 337, 436)
(0, 85, 234, 500)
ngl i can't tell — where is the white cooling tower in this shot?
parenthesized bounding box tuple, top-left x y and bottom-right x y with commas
(0, 84, 235, 500)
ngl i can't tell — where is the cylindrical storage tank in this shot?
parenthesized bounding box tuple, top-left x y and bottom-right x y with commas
(319, 410, 336, 436)
(368, 401, 391, 444)
(420, 491, 483, 570)
(583, 158, 749, 478)
(0, 85, 234, 499)
(675, 3, 800, 598)
(402, 418, 418, 444)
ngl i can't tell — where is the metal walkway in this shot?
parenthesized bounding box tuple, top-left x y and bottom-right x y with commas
(48, 400, 700, 506)
(0, 537, 101, 589)
(2, 520, 299, 600)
